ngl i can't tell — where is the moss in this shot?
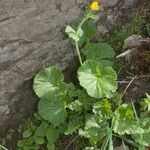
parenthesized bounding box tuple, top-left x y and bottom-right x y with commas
(104, 14, 148, 51)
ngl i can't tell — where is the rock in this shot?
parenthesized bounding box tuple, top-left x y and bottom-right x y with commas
(100, 0, 118, 7)
(122, 0, 137, 9)
(0, 0, 89, 135)
(123, 35, 143, 49)
(107, 12, 118, 25)
(118, 35, 150, 73)
(114, 144, 129, 150)
(97, 25, 109, 37)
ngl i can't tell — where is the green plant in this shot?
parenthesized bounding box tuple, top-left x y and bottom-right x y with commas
(17, 2, 150, 150)
(105, 14, 147, 51)
(0, 129, 15, 150)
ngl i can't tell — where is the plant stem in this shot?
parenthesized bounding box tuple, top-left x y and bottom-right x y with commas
(131, 100, 139, 124)
(77, 17, 87, 32)
(75, 16, 89, 65)
(108, 131, 113, 150)
(65, 135, 80, 150)
(122, 140, 127, 150)
(0, 145, 8, 150)
(131, 100, 143, 146)
(101, 133, 110, 150)
(75, 41, 82, 65)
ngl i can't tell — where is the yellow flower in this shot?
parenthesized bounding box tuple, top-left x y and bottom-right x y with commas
(89, 1, 100, 11)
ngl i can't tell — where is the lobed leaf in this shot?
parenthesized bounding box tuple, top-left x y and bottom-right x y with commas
(46, 126, 59, 144)
(133, 131, 150, 146)
(79, 115, 109, 145)
(38, 96, 67, 126)
(65, 25, 80, 42)
(67, 100, 83, 111)
(33, 136, 44, 145)
(33, 67, 66, 99)
(47, 143, 55, 150)
(93, 99, 112, 119)
(65, 118, 81, 135)
(78, 21, 96, 46)
(76, 89, 96, 111)
(72, 20, 96, 46)
(81, 42, 115, 67)
(113, 104, 139, 135)
(23, 130, 33, 138)
(78, 60, 118, 98)
(141, 93, 150, 112)
(34, 121, 49, 137)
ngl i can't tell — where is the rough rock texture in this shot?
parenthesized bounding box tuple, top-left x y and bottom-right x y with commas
(123, 35, 143, 49)
(0, 0, 149, 135)
(114, 144, 129, 150)
(0, 0, 89, 135)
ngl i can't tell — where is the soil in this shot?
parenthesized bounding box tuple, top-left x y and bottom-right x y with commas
(118, 38, 150, 104)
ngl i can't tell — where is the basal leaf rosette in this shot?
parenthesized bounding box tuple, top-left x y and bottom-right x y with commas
(33, 66, 66, 99)
(78, 60, 118, 98)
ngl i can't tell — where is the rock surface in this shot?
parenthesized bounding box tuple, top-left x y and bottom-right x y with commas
(0, 0, 89, 135)
(114, 144, 129, 150)
(0, 0, 149, 135)
(123, 35, 143, 49)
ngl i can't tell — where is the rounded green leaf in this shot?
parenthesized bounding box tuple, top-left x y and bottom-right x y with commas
(23, 130, 33, 138)
(17, 140, 24, 147)
(78, 21, 96, 46)
(33, 136, 45, 144)
(33, 67, 65, 99)
(78, 60, 117, 98)
(46, 126, 59, 144)
(81, 42, 115, 67)
(72, 20, 96, 47)
(65, 118, 81, 135)
(38, 97, 67, 126)
(81, 42, 115, 60)
(35, 122, 49, 137)
(47, 143, 55, 150)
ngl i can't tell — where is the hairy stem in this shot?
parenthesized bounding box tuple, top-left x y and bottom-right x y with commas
(77, 17, 87, 32)
(75, 15, 89, 65)
(101, 133, 110, 150)
(75, 41, 82, 65)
